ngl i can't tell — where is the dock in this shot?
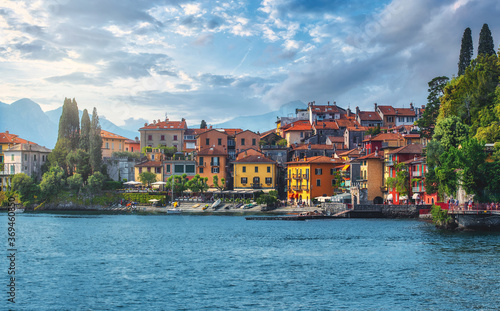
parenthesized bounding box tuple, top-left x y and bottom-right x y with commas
(245, 215, 342, 221)
(448, 209, 500, 230)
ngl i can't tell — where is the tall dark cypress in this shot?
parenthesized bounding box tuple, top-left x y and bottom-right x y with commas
(89, 107, 102, 173)
(57, 97, 80, 149)
(478, 23, 495, 56)
(80, 109, 91, 151)
(458, 27, 473, 76)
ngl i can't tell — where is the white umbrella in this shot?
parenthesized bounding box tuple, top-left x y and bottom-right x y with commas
(148, 199, 160, 202)
(151, 181, 167, 185)
(124, 181, 142, 185)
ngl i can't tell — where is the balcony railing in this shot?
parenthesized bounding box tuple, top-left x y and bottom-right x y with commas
(412, 186, 425, 193)
(385, 160, 394, 166)
(412, 171, 423, 177)
(292, 174, 302, 180)
(291, 185, 302, 191)
(251, 183, 262, 189)
(301, 185, 309, 191)
(210, 161, 220, 166)
(301, 174, 309, 179)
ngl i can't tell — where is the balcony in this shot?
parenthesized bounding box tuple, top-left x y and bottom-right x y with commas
(198, 162, 205, 167)
(385, 160, 394, 166)
(412, 171, 423, 177)
(252, 183, 262, 189)
(291, 185, 302, 191)
(210, 161, 220, 166)
(412, 186, 425, 193)
(292, 174, 302, 180)
(301, 185, 309, 191)
(301, 174, 309, 179)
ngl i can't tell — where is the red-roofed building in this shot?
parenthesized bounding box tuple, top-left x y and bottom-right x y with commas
(139, 118, 188, 151)
(125, 138, 140, 153)
(196, 147, 228, 188)
(355, 106, 383, 127)
(362, 132, 405, 154)
(281, 120, 313, 147)
(232, 155, 277, 190)
(234, 130, 260, 154)
(184, 128, 208, 152)
(101, 130, 130, 158)
(307, 101, 346, 123)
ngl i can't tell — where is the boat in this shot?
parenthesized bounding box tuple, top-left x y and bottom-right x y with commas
(167, 208, 182, 214)
(211, 199, 221, 210)
(192, 203, 200, 208)
(243, 202, 257, 209)
(202, 204, 209, 211)
(15, 208, 25, 213)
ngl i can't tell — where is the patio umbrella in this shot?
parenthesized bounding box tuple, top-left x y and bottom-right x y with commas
(124, 181, 141, 185)
(148, 199, 160, 202)
(151, 181, 167, 185)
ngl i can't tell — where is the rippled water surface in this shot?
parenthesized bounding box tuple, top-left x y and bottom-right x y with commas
(4, 213, 500, 310)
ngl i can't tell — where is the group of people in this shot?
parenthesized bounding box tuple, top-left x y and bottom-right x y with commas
(448, 198, 500, 211)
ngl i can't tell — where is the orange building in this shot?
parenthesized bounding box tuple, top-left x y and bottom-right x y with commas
(125, 138, 140, 153)
(101, 130, 129, 158)
(286, 156, 344, 205)
(184, 128, 208, 153)
(234, 130, 260, 154)
(196, 147, 228, 188)
(196, 129, 229, 152)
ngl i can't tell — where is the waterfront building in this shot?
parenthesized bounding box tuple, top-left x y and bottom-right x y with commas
(1, 143, 51, 190)
(234, 130, 260, 155)
(134, 160, 163, 184)
(163, 153, 197, 182)
(196, 147, 228, 189)
(183, 128, 208, 153)
(355, 150, 385, 204)
(385, 144, 424, 204)
(101, 130, 129, 158)
(286, 156, 345, 205)
(232, 155, 277, 190)
(139, 118, 187, 150)
(404, 156, 436, 205)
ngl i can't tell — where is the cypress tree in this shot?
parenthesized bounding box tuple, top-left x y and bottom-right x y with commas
(80, 109, 91, 151)
(458, 27, 473, 76)
(57, 97, 80, 149)
(478, 23, 495, 56)
(200, 120, 207, 129)
(89, 107, 103, 173)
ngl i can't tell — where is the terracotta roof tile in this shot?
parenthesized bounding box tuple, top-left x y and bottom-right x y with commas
(233, 155, 276, 164)
(140, 120, 187, 130)
(377, 105, 396, 115)
(135, 160, 163, 167)
(101, 129, 129, 140)
(292, 144, 334, 150)
(387, 144, 424, 155)
(309, 104, 346, 114)
(395, 108, 416, 117)
(314, 121, 339, 130)
(286, 156, 344, 165)
(358, 111, 382, 121)
(196, 147, 227, 155)
(327, 136, 344, 143)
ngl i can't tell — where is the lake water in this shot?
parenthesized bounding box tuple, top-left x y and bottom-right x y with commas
(3, 213, 500, 310)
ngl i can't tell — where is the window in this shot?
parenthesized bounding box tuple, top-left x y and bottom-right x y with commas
(160, 135, 165, 141)
(330, 168, 334, 175)
(211, 157, 219, 166)
(316, 179, 321, 186)
(119, 143, 122, 150)
(398, 117, 404, 122)
(0, 155, 3, 163)
(34, 154, 36, 161)
(112, 142, 114, 149)
(255, 166, 258, 173)
(166, 165, 170, 173)
(242, 166, 246, 173)
(105, 142, 109, 148)
(199, 156, 204, 166)
(173, 135, 178, 141)
(387, 116, 393, 122)
(186, 165, 195, 173)
(218, 138, 222, 145)
(212, 167, 219, 173)
(252, 138, 256, 146)
(241, 138, 245, 145)
(267, 166, 271, 173)
(10, 165, 15, 174)
(24, 154, 27, 161)
(332, 179, 336, 186)
(139, 167, 142, 173)
(206, 138, 210, 145)
(305, 169, 309, 177)
(186, 142, 196, 149)
(147, 167, 151, 172)
(156, 167, 161, 174)
(241, 177, 248, 184)
(151, 154, 155, 160)
(174, 165, 184, 173)
(315, 168, 322, 175)
(199, 167, 204, 173)
(11, 154, 14, 161)
(148, 135, 152, 141)
(24, 166, 27, 171)
(300, 132, 304, 138)
(265, 177, 272, 184)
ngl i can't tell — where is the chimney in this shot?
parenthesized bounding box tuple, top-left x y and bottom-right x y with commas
(410, 102, 414, 110)
(355, 106, 360, 115)
(209, 125, 212, 129)
(347, 108, 351, 117)
(158, 119, 161, 123)
(374, 103, 378, 111)
(5, 131, 8, 134)
(327, 101, 330, 105)
(375, 146, 379, 157)
(333, 101, 336, 106)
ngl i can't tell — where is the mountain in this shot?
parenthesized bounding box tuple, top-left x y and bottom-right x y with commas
(0, 98, 58, 148)
(1, 99, 139, 149)
(211, 101, 307, 132)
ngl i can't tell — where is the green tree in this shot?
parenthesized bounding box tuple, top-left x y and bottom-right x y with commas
(435, 147, 461, 197)
(213, 175, 226, 192)
(277, 138, 287, 147)
(187, 174, 209, 194)
(416, 76, 449, 138)
(433, 116, 469, 151)
(80, 109, 91, 151)
(58, 98, 80, 149)
(11, 173, 39, 205)
(86, 171, 105, 192)
(67, 173, 83, 192)
(200, 120, 207, 129)
(385, 163, 410, 197)
(167, 174, 190, 196)
(90, 107, 102, 173)
(459, 138, 488, 201)
(48, 138, 71, 176)
(40, 165, 66, 197)
(458, 27, 473, 76)
(139, 171, 157, 186)
(478, 23, 495, 56)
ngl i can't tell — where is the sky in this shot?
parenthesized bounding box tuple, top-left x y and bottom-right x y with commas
(1, 0, 499, 130)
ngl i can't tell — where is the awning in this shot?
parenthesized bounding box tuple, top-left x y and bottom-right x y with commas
(342, 164, 350, 171)
(400, 195, 408, 200)
(412, 193, 420, 199)
(387, 194, 393, 201)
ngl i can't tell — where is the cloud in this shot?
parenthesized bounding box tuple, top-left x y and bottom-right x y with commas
(45, 72, 106, 85)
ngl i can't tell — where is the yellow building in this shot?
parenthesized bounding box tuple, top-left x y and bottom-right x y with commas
(134, 160, 162, 184)
(286, 156, 344, 204)
(101, 130, 129, 158)
(233, 155, 277, 190)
